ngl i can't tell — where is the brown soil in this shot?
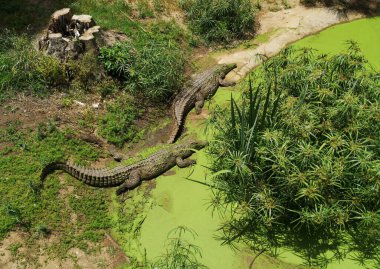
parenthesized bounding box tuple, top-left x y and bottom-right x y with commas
(0, 92, 105, 154)
(0, 92, 102, 131)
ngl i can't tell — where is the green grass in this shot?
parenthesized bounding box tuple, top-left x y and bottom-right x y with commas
(98, 95, 143, 148)
(295, 17, 380, 70)
(70, 0, 139, 34)
(179, 0, 257, 44)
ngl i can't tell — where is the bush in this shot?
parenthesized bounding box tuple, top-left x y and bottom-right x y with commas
(208, 44, 380, 267)
(98, 96, 142, 147)
(99, 31, 185, 102)
(179, 0, 257, 43)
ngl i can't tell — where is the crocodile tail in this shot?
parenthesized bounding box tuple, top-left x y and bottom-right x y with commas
(167, 122, 183, 144)
(40, 162, 67, 182)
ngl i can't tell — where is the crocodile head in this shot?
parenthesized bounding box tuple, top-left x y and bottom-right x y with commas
(175, 139, 208, 158)
(187, 139, 208, 150)
(216, 63, 237, 79)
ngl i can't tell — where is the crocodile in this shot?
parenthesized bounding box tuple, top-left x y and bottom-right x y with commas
(40, 139, 207, 195)
(168, 63, 237, 144)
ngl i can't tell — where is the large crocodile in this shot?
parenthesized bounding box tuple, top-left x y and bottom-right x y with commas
(40, 139, 207, 195)
(168, 63, 237, 144)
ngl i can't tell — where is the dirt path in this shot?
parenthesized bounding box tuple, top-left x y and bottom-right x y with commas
(216, 6, 364, 82)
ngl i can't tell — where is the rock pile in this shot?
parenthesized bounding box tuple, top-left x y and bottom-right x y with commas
(38, 8, 101, 61)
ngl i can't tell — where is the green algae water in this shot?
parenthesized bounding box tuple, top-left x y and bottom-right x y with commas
(295, 17, 380, 71)
(139, 17, 380, 269)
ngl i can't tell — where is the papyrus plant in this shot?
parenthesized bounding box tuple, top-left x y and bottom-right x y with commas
(208, 43, 380, 267)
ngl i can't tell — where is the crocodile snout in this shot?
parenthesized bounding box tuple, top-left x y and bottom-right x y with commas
(226, 63, 237, 71)
(192, 140, 208, 150)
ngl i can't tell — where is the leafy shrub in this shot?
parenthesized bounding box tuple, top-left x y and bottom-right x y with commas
(98, 42, 136, 80)
(179, 0, 257, 43)
(98, 96, 142, 147)
(208, 44, 380, 266)
(99, 32, 185, 102)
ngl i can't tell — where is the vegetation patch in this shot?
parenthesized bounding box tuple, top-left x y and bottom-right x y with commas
(98, 96, 143, 148)
(99, 22, 187, 102)
(70, 0, 138, 34)
(208, 44, 380, 267)
(149, 226, 208, 269)
(179, 0, 257, 44)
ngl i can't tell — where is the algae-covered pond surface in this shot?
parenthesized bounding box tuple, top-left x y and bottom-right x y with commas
(295, 17, 380, 71)
(139, 17, 380, 269)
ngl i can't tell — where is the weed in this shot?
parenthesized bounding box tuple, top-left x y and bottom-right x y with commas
(150, 226, 208, 269)
(34, 224, 51, 238)
(0, 32, 109, 101)
(179, 0, 257, 44)
(153, 0, 165, 13)
(7, 243, 22, 257)
(69, 0, 137, 34)
(98, 95, 142, 147)
(137, 0, 154, 19)
(99, 31, 186, 102)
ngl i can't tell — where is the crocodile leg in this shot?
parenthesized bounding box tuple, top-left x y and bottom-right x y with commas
(176, 157, 196, 168)
(219, 79, 236, 87)
(116, 170, 141, 195)
(195, 93, 205, 115)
